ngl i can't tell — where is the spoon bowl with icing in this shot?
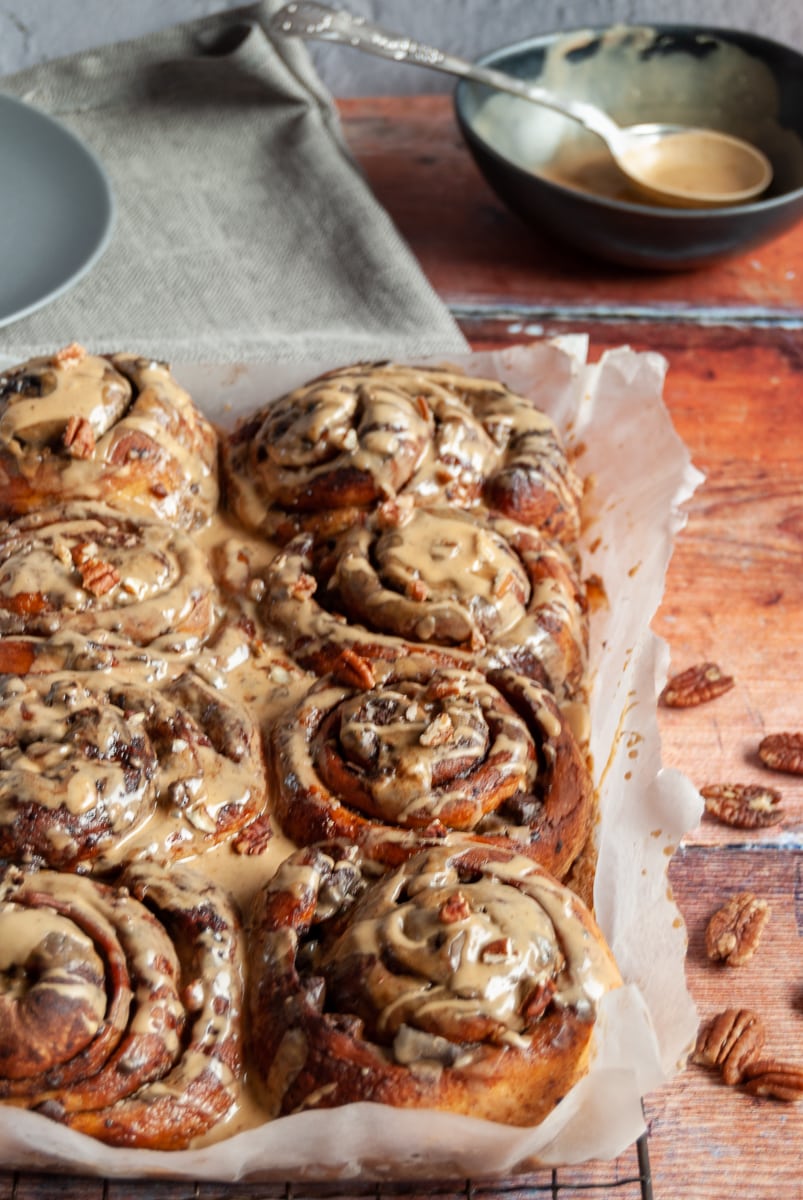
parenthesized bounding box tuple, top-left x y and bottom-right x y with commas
(455, 25, 803, 269)
(271, 3, 772, 210)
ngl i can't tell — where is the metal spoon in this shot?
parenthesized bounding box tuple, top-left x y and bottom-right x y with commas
(270, 2, 773, 209)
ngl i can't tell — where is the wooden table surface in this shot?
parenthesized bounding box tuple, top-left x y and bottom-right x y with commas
(3, 93, 802, 1200)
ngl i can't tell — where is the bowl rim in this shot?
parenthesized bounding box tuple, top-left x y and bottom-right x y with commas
(454, 22, 803, 219)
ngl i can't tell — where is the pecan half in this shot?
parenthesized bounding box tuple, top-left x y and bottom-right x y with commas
(742, 1059, 803, 1101)
(232, 814, 273, 856)
(75, 556, 121, 597)
(758, 732, 803, 776)
(659, 662, 734, 708)
(706, 892, 770, 966)
(693, 1008, 765, 1084)
(700, 783, 784, 829)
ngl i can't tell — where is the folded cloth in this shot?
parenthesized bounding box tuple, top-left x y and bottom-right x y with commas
(0, 1, 468, 363)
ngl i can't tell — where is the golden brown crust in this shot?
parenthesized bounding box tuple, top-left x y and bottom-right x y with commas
(268, 659, 593, 878)
(248, 840, 620, 1125)
(0, 346, 218, 530)
(0, 863, 244, 1149)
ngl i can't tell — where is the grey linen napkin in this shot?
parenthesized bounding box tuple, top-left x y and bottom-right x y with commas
(0, 1, 468, 363)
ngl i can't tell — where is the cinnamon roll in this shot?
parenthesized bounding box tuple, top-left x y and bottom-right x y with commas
(0, 862, 244, 1149)
(269, 660, 592, 878)
(261, 503, 588, 703)
(221, 362, 582, 544)
(248, 840, 620, 1125)
(221, 362, 432, 541)
(0, 502, 218, 652)
(0, 344, 218, 529)
(0, 668, 267, 871)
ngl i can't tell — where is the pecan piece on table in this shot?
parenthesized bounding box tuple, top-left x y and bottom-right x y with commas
(693, 1008, 765, 1085)
(742, 1059, 803, 1101)
(758, 732, 803, 776)
(700, 783, 785, 829)
(659, 662, 734, 708)
(705, 892, 770, 967)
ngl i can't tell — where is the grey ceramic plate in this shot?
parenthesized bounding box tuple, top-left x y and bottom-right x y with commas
(0, 92, 114, 328)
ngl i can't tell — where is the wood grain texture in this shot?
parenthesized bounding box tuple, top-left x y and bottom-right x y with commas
(337, 95, 803, 324)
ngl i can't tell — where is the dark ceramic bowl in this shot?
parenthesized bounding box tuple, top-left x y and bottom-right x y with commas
(454, 25, 803, 269)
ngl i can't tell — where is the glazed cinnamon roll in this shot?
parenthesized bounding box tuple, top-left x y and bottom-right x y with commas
(0, 668, 267, 871)
(221, 362, 582, 544)
(0, 344, 218, 529)
(261, 503, 588, 703)
(269, 660, 593, 878)
(248, 840, 620, 1125)
(0, 862, 244, 1149)
(221, 362, 432, 541)
(0, 502, 218, 652)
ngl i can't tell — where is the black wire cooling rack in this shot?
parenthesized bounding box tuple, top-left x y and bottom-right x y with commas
(0, 1133, 652, 1200)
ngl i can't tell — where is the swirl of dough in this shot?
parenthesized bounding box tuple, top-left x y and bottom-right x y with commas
(220, 361, 582, 543)
(221, 363, 432, 541)
(0, 669, 267, 871)
(248, 840, 620, 1125)
(0, 344, 218, 529)
(269, 660, 592, 877)
(0, 502, 218, 652)
(261, 504, 588, 703)
(0, 862, 244, 1149)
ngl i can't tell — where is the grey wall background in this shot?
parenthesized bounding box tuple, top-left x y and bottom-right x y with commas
(2, 1, 802, 90)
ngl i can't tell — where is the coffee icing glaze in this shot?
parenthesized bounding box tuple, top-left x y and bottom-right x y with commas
(0, 863, 244, 1149)
(0, 354, 608, 1146)
(261, 503, 588, 705)
(222, 361, 582, 545)
(248, 841, 620, 1125)
(269, 661, 593, 878)
(0, 667, 268, 871)
(0, 345, 218, 530)
(0, 502, 218, 650)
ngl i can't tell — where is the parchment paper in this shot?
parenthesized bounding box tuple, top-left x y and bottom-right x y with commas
(0, 339, 704, 1180)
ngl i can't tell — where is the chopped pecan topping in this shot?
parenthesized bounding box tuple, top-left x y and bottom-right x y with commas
(693, 1008, 765, 1085)
(52, 342, 86, 367)
(706, 892, 770, 967)
(232, 814, 273, 856)
(481, 937, 514, 964)
(71, 544, 121, 597)
(290, 572, 317, 600)
(742, 1059, 803, 1101)
(494, 570, 517, 599)
(758, 732, 803, 776)
(700, 783, 784, 829)
(419, 712, 454, 748)
(659, 662, 734, 708)
(62, 415, 96, 459)
(438, 892, 470, 924)
(376, 495, 414, 529)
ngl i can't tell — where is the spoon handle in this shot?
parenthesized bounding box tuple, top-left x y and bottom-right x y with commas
(270, 2, 622, 144)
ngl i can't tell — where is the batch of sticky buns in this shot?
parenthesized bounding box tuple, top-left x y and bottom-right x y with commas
(0, 344, 622, 1150)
